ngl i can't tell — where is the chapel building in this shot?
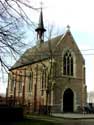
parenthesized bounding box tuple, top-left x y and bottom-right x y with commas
(7, 9, 87, 113)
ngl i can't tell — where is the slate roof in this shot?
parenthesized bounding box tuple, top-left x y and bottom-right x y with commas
(10, 34, 62, 70)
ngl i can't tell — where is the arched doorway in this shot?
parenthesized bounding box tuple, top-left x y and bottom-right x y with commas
(63, 88, 74, 112)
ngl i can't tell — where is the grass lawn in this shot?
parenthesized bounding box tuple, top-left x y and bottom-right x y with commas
(0, 118, 57, 125)
(17, 119, 56, 125)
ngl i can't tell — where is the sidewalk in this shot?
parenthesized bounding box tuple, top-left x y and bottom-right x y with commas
(26, 113, 94, 124)
(27, 113, 94, 121)
(52, 113, 94, 119)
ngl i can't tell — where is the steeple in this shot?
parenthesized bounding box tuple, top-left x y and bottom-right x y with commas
(35, 8, 46, 44)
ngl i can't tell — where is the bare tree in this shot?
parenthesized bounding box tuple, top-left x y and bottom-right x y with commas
(0, 0, 37, 72)
(35, 25, 61, 114)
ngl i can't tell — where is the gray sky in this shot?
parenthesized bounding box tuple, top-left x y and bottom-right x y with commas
(25, 0, 94, 92)
(1, 0, 94, 93)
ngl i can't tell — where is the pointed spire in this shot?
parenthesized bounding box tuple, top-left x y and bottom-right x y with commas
(35, 7, 46, 44)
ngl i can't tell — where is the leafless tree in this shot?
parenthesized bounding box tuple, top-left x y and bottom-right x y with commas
(38, 25, 61, 114)
(0, 0, 37, 73)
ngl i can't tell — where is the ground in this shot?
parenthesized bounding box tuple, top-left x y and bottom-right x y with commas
(1, 113, 94, 125)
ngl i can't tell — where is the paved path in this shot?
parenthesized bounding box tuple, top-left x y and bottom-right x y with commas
(27, 113, 94, 124)
(52, 113, 94, 119)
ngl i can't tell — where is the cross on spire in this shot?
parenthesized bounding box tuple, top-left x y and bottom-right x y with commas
(40, 0, 43, 9)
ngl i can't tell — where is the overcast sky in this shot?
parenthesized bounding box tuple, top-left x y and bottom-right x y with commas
(26, 0, 94, 92)
(33, 0, 94, 92)
(1, 0, 94, 93)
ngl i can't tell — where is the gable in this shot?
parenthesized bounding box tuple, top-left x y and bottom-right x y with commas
(54, 31, 85, 64)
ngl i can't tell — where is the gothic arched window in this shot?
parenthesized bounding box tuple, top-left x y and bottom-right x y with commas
(28, 71, 33, 92)
(19, 73, 22, 93)
(63, 50, 74, 76)
(41, 68, 46, 89)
